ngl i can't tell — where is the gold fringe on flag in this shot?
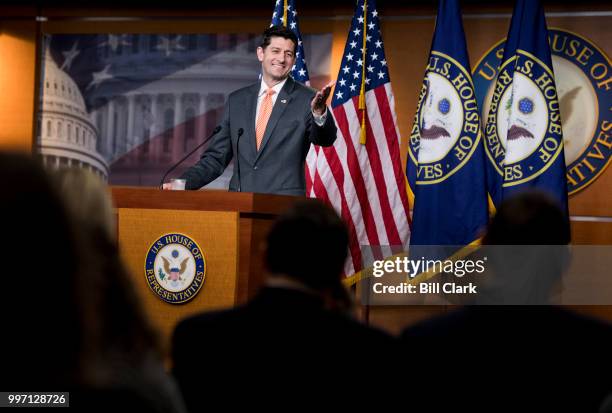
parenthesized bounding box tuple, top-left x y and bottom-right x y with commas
(358, 0, 368, 144)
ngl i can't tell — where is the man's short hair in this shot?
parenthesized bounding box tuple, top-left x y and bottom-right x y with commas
(481, 192, 570, 303)
(265, 200, 349, 290)
(260, 25, 298, 54)
(483, 190, 570, 245)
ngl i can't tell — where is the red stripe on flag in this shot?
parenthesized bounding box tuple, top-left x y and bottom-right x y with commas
(311, 162, 329, 204)
(374, 86, 412, 223)
(308, 146, 323, 198)
(355, 96, 403, 246)
(313, 150, 362, 272)
(332, 101, 380, 246)
(305, 162, 314, 196)
(318, 146, 362, 271)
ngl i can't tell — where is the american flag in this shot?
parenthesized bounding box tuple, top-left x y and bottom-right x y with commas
(306, 0, 411, 275)
(270, 0, 310, 85)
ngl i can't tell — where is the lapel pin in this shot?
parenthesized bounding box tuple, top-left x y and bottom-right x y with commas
(281, 99, 287, 104)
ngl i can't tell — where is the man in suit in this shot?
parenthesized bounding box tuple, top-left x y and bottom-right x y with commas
(171, 200, 397, 410)
(173, 25, 337, 195)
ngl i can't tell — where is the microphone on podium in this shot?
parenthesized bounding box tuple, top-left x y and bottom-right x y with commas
(159, 125, 222, 189)
(235, 128, 245, 192)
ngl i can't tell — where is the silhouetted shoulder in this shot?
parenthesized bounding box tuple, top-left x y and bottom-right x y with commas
(401, 306, 612, 340)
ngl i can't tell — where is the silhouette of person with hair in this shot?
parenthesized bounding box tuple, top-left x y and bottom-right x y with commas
(0, 154, 185, 412)
(0, 153, 83, 393)
(52, 168, 187, 413)
(172, 199, 395, 410)
(401, 191, 612, 411)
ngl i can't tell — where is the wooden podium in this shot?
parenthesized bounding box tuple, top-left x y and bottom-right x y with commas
(111, 187, 302, 342)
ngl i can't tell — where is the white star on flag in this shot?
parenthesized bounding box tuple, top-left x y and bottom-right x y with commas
(60, 41, 80, 71)
(86, 64, 113, 90)
(99, 34, 131, 53)
(156, 35, 185, 57)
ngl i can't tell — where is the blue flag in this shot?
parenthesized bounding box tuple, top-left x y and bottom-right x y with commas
(407, 0, 488, 246)
(270, 0, 310, 85)
(483, 0, 568, 212)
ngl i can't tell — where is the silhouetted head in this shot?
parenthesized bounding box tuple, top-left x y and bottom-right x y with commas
(51, 167, 160, 372)
(53, 168, 115, 240)
(481, 190, 570, 304)
(0, 152, 82, 387)
(483, 190, 570, 245)
(265, 199, 349, 292)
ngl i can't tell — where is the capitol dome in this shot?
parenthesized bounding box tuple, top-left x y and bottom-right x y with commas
(38, 49, 108, 179)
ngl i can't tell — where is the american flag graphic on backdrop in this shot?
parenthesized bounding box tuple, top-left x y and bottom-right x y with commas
(306, 0, 411, 275)
(41, 33, 261, 187)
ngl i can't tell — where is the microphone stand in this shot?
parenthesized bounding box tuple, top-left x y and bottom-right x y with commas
(235, 128, 244, 192)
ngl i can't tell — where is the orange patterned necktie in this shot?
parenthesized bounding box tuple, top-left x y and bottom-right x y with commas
(255, 88, 276, 150)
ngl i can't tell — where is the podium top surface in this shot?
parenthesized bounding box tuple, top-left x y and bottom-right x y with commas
(110, 186, 304, 216)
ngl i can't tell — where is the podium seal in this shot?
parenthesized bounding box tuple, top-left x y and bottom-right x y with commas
(144, 233, 206, 304)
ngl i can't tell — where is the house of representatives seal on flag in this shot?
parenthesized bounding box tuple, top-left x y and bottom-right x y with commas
(479, 0, 568, 211)
(407, 0, 487, 249)
(410, 51, 482, 185)
(485, 48, 564, 187)
(474, 28, 611, 196)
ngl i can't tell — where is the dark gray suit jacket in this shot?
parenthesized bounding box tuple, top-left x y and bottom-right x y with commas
(181, 77, 337, 195)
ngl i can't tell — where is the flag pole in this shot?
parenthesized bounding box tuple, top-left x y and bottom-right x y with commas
(358, 0, 367, 145)
(359, 3, 370, 324)
(283, 0, 288, 26)
(361, 1, 370, 323)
